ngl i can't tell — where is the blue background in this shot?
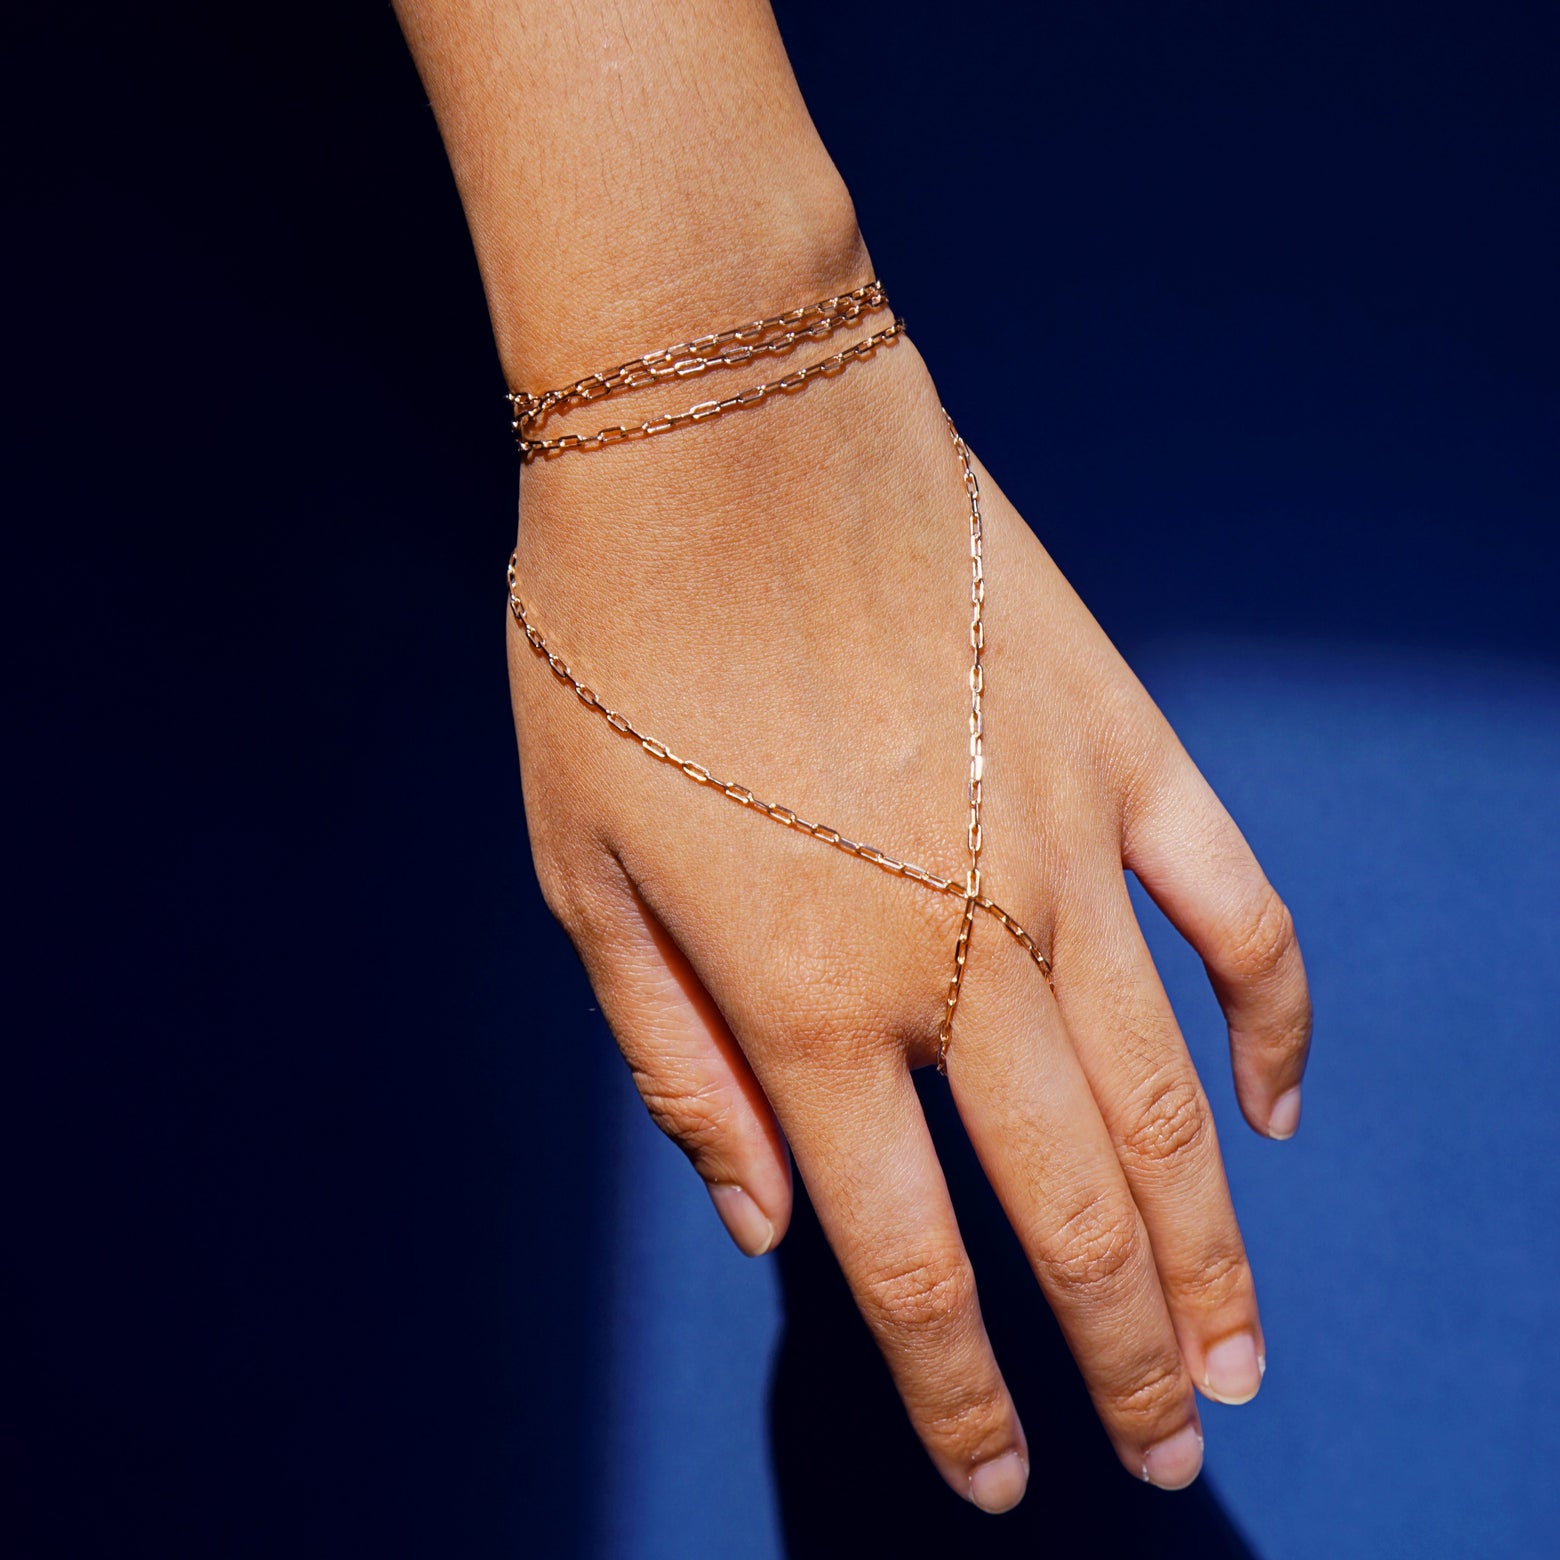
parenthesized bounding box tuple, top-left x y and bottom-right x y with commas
(5, 1, 1555, 1555)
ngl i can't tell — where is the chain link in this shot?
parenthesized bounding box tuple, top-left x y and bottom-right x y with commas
(506, 291, 1052, 1073)
(508, 280, 899, 462)
(511, 279, 889, 432)
(507, 557, 968, 897)
(512, 319, 903, 462)
(936, 421, 989, 1072)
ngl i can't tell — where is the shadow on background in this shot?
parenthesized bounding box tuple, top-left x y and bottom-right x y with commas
(3, 2, 1554, 1556)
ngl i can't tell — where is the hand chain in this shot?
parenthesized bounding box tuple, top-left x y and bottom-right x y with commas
(506, 289, 1053, 1073)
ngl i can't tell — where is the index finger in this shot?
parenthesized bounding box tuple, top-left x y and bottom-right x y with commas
(1125, 746, 1313, 1139)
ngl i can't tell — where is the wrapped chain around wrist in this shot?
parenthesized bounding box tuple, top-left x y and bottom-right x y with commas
(505, 281, 1052, 1072)
(510, 280, 902, 463)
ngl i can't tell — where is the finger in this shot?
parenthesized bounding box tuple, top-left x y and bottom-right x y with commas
(1055, 876, 1266, 1406)
(761, 1045, 1030, 1514)
(572, 870, 792, 1256)
(949, 942, 1206, 1490)
(1124, 748, 1313, 1140)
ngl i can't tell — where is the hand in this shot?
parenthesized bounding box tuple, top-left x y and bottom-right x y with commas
(390, 0, 1310, 1511)
(506, 275, 1312, 1509)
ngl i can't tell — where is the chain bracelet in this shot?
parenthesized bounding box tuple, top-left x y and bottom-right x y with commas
(511, 279, 889, 429)
(509, 280, 900, 462)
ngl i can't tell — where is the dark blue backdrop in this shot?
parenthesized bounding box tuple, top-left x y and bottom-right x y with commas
(5, 3, 1555, 1556)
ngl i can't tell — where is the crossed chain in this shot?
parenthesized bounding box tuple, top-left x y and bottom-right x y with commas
(506, 284, 1052, 1070)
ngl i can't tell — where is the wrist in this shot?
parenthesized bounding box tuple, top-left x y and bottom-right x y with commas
(486, 175, 872, 393)
(512, 300, 946, 595)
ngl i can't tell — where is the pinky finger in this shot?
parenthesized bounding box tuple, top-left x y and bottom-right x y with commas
(1124, 749, 1313, 1140)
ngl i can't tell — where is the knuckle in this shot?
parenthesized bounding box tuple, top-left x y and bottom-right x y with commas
(1258, 989, 1315, 1063)
(631, 1068, 734, 1161)
(1042, 1190, 1143, 1297)
(1121, 1075, 1212, 1170)
(860, 1247, 978, 1340)
(528, 840, 588, 934)
(791, 996, 862, 1057)
(1086, 671, 1156, 774)
(775, 964, 900, 1068)
(914, 1386, 1013, 1462)
(1169, 1245, 1250, 1312)
(1107, 1354, 1189, 1428)
(1224, 886, 1298, 986)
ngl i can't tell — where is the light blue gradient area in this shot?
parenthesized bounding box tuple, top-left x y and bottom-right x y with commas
(594, 640, 1560, 1559)
(594, 1049, 785, 1560)
(1132, 640, 1560, 1560)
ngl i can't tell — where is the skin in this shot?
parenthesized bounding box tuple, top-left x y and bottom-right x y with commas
(395, 0, 1312, 1512)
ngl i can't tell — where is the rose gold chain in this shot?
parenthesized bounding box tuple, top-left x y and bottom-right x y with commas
(506, 332, 1052, 1069)
(938, 419, 989, 1071)
(509, 281, 901, 462)
(512, 279, 889, 428)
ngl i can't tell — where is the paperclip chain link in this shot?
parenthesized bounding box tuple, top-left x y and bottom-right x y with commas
(509, 282, 901, 462)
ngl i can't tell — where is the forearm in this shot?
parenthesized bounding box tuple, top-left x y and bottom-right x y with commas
(392, 0, 869, 389)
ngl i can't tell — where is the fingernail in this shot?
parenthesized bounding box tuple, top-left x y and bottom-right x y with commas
(1268, 1086, 1302, 1140)
(1202, 1333, 1263, 1405)
(707, 1183, 773, 1257)
(1141, 1425, 1204, 1490)
(968, 1450, 1028, 1514)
